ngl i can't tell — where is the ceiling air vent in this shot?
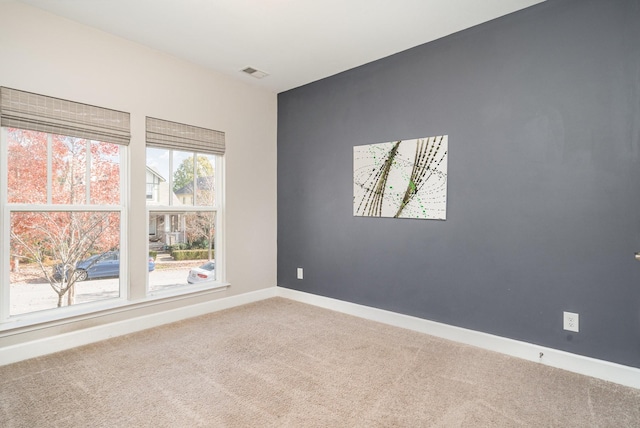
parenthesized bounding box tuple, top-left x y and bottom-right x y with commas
(241, 66, 269, 79)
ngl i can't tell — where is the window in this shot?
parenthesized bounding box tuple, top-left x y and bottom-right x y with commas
(145, 117, 224, 293)
(1, 87, 129, 320)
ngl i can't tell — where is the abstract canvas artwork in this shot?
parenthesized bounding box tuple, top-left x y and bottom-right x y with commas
(353, 135, 448, 220)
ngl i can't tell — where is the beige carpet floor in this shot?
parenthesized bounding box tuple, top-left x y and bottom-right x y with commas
(1, 297, 639, 427)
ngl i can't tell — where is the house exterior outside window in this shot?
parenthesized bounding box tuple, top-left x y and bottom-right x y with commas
(146, 167, 164, 201)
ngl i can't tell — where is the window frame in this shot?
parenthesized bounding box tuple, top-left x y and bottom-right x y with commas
(145, 146, 225, 296)
(0, 127, 129, 325)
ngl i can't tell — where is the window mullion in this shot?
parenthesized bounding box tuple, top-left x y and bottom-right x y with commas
(192, 153, 197, 206)
(0, 127, 8, 322)
(7, 204, 123, 212)
(47, 134, 52, 205)
(85, 140, 91, 204)
(215, 155, 224, 282)
(0, 208, 7, 322)
(168, 150, 173, 206)
(119, 146, 128, 301)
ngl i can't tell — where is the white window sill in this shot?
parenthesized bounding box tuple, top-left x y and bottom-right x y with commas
(0, 282, 230, 336)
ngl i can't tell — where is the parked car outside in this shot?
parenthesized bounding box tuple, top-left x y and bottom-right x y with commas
(187, 261, 215, 284)
(53, 251, 155, 281)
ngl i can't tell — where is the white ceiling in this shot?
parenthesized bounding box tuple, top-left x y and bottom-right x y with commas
(16, 0, 545, 93)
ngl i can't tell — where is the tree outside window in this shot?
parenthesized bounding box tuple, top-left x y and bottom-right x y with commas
(5, 129, 123, 315)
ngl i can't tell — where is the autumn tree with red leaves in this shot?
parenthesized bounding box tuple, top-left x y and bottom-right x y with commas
(8, 129, 121, 308)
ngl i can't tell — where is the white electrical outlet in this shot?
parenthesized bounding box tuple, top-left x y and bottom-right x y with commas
(563, 311, 579, 332)
(297, 267, 303, 280)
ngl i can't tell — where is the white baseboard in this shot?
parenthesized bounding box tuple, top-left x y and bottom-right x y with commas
(276, 287, 640, 390)
(0, 287, 278, 366)
(3, 285, 638, 390)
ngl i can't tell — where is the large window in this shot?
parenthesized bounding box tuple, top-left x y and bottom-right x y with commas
(1, 87, 130, 321)
(2, 129, 124, 316)
(145, 117, 224, 293)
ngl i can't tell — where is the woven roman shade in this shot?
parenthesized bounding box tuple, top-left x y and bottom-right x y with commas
(0, 87, 130, 145)
(146, 117, 225, 156)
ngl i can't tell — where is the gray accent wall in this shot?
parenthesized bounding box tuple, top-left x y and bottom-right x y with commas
(277, 0, 640, 368)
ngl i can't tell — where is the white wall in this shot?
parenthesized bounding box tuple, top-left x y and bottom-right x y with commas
(0, 1, 277, 346)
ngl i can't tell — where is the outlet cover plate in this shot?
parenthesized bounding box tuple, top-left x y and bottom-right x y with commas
(563, 311, 579, 332)
(297, 268, 303, 280)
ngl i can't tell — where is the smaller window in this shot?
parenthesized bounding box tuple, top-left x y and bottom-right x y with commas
(144, 117, 224, 294)
(146, 147, 220, 293)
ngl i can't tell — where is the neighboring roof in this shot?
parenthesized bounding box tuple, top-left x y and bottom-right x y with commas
(146, 166, 166, 182)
